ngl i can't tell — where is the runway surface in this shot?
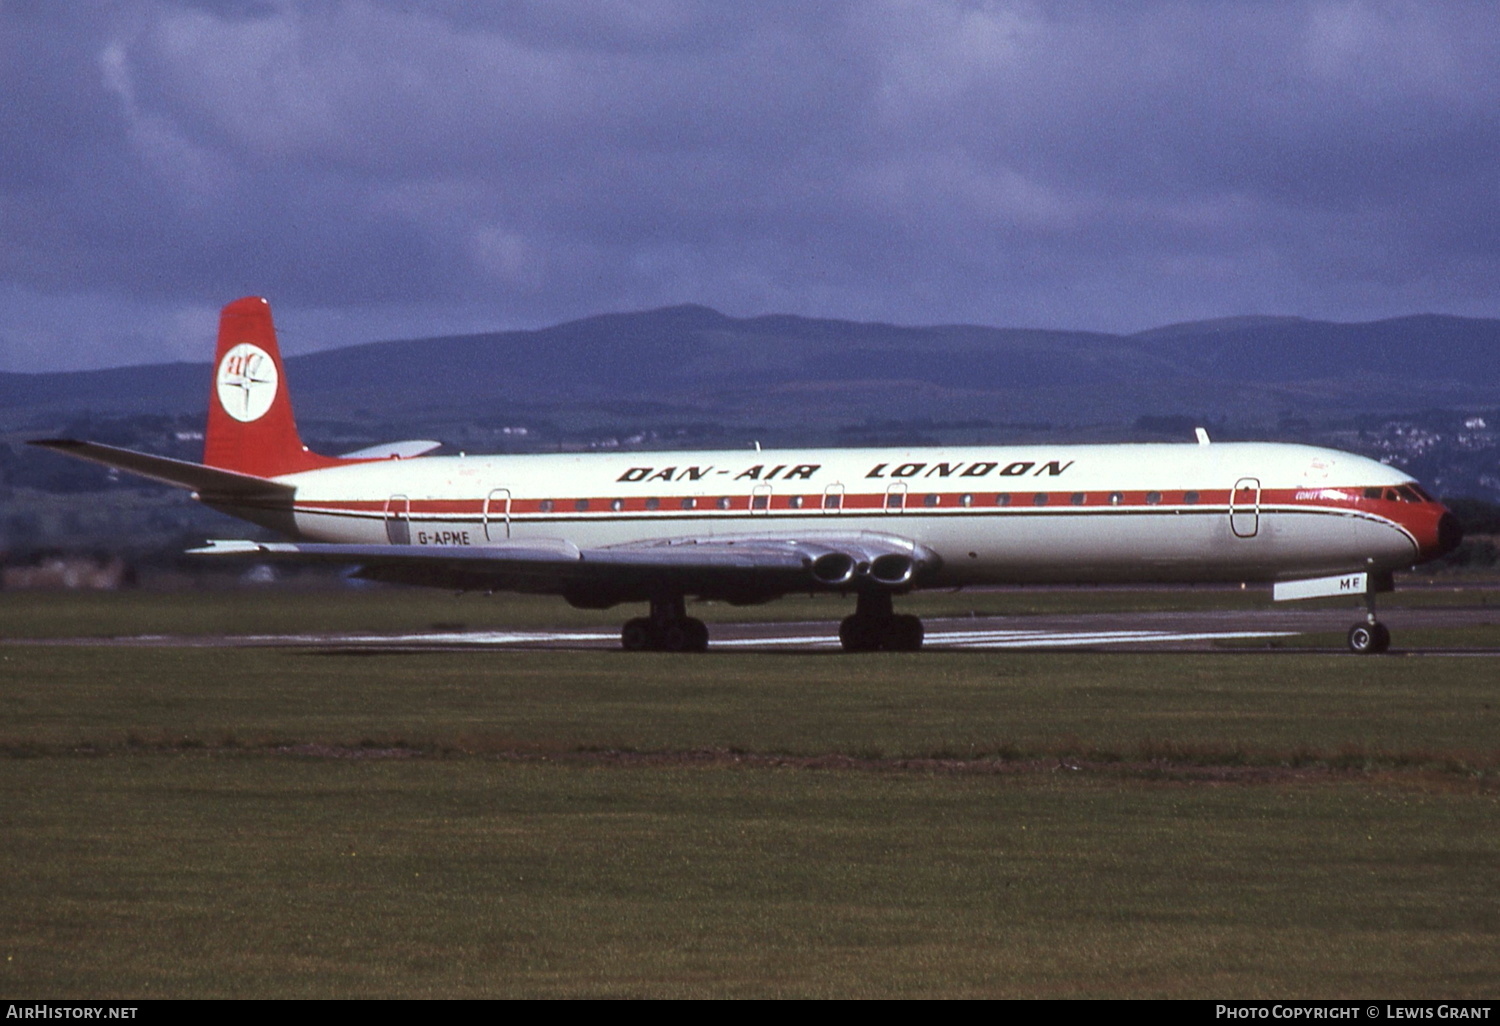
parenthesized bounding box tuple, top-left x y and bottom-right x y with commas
(19, 604, 1500, 654)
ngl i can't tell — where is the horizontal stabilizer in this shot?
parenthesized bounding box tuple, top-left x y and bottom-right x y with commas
(28, 439, 294, 498)
(338, 440, 443, 460)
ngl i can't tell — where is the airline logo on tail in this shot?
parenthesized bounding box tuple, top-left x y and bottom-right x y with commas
(216, 342, 279, 422)
(202, 297, 341, 477)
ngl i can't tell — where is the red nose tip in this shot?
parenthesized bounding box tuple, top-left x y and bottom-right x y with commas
(1409, 506, 1464, 563)
(1433, 511, 1464, 559)
(1394, 503, 1464, 564)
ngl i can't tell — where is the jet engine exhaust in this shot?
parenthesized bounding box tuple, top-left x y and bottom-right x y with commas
(869, 553, 915, 586)
(811, 552, 857, 585)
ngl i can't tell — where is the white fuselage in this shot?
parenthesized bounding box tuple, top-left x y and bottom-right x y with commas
(258, 440, 1432, 588)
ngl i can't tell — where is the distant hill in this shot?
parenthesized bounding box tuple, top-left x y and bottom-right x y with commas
(3, 306, 1498, 431)
(1130, 314, 1500, 385)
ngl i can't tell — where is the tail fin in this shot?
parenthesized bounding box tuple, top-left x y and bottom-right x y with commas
(203, 296, 339, 478)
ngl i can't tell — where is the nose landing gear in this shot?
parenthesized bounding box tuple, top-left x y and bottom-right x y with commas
(1347, 594, 1391, 654)
(1347, 621, 1391, 654)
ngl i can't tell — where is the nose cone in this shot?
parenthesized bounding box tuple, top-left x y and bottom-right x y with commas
(1409, 506, 1464, 563)
(1434, 511, 1464, 559)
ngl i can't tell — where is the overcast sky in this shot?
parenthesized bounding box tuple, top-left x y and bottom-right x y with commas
(2, 0, 1498, 371)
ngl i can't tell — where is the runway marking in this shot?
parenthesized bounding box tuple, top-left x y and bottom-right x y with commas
(709, 635, 835, 648)
(196, 626, 1304, 650)
(718, 629, 1298, 650)
(16, 625, 1498, 654)
(240, 631, 621, 645)
(926, 628, 1299, 649)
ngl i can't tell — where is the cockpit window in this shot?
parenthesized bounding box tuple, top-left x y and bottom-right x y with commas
(1362, 485, 1431, 503)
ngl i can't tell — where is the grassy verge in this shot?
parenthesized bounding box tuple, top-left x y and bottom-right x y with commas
(2, 757, 1496, 998)
(3, 645, 1499, 765)
(3, 611, 1497, 997)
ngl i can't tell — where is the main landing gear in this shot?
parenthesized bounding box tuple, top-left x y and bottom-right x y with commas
(1347, 593, 1391, 655)
(621, 594, 709, 653)
(617, 592, 925, 653)
(838, 591, 924, 652)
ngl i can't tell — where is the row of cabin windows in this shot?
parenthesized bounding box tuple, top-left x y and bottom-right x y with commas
(913, 490, 1189, 507)
(527, 490, 1210, 512)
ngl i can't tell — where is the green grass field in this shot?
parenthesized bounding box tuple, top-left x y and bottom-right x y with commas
(1, 591, 1497, 997)
(4, 758, 1495, 998)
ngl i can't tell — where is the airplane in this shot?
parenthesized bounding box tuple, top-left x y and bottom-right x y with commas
(31, 296, 1463, 654)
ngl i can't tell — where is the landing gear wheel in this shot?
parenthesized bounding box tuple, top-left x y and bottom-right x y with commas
(621, 614, 708, 653)
(681, 617, 710, 652)
(1347, 622, 1391, 655)
(622, 618, 655, 652)
(839, 613, 925, 652)
(659, 620, 690, 652)
(656, 617, 710, 652)
(839, 614, 883, 652)
(887, 614, 924, 652)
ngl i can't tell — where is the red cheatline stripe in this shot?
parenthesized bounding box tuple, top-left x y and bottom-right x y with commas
(289, 486, 1416, 528)
(290, 487, 1416, 520)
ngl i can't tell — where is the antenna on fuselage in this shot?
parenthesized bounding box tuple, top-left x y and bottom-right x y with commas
(1195, 427, 1211, 445)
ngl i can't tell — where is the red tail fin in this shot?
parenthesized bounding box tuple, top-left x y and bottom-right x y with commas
(203, 296, 340, 478)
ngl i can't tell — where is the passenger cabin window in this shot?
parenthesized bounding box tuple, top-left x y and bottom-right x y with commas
(751, 494, 770, 510)
(681, 497, 697, 510)
(1070, 492, 1085, 506)
(539, 499, 555, 513)
(717, 496, 732, 510)
(645, 497, 660, 510)
(996, 493, 1011, 506)
(789, 495, 804, 509)
(960, 494, 973, 507)
(574, 499, 590, 511)
(823, 493, 842, 509)
(1032, 493, 1049, 506)
(923, 494, 940, 507)
(886, 493, 904, 509)
(1145, 491, 1162, 505)
(1108, 492, 1123, 506)
(1183, 491, 1200, 504)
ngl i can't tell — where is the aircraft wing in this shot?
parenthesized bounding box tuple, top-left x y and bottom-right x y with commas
(28, 439, 293, 499)
(191, 531, 937, 602)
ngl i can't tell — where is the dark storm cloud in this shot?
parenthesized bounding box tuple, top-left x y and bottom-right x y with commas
(2, 0, 1499, 370)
